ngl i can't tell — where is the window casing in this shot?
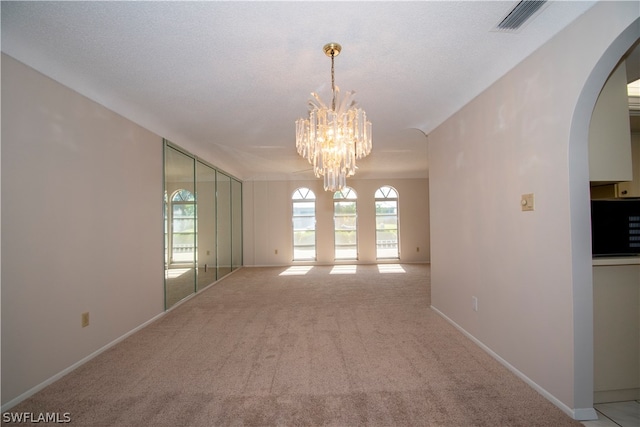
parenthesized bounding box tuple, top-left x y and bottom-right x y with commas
(375, 186, 399, 259)
(334, 187, 358, 260)
(292, 187, 316, 261)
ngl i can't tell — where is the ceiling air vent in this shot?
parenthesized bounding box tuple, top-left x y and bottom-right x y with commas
(495, 0, 548, 32)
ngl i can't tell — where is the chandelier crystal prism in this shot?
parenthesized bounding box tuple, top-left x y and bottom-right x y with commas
(295, 43, 372, 192)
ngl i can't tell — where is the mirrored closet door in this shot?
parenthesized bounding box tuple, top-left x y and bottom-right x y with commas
(164, 145, 197, 308)
(164, 140, 242, 309)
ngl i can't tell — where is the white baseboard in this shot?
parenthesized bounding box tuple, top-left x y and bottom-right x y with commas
(1, 311, 166, 412)
(430, 306, 597, 421)
(594, 388, 640, 404)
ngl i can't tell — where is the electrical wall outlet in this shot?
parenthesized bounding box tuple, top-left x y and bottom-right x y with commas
(472, 297, 478, 312)
(81, 312, 90, 328)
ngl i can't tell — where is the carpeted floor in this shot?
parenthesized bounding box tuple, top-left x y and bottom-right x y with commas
(4, 264, 583, 426)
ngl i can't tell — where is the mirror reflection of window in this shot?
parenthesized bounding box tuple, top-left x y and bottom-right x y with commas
(171, 189, 196, 264)
(164, 144, 196, 309)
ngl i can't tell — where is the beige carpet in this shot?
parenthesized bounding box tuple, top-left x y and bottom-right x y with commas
(5, 264, 582, 426)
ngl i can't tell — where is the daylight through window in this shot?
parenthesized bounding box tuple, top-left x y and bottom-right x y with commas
(334, 187, 358, 260)
(292, 187, 316, 261)
(375, 186, 399, 259)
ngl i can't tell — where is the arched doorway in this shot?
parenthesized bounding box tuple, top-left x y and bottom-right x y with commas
(568, 17, 640, 419)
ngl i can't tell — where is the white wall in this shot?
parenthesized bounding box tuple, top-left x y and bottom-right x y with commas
(243, 178, 429, 266)
(428, 1, 639, 419)
(1, 54, 165, 406)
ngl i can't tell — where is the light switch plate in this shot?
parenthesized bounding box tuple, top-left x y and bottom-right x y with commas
(81, 312, 90, 328)
(521, 193, 534, 211)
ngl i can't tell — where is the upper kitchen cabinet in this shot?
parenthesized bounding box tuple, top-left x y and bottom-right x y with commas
(589, 61, 633, 184)
(616, 132, 640, 197)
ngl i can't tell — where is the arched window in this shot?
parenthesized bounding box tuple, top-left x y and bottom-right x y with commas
(292, 187, 316, 261)
(375, 186, 399, 259)
(334, 187, 358, 260)
(170, 189, 196, 264)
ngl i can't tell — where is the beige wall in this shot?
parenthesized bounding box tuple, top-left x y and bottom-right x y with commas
(243, 178, 429, 266)
(428, 2, 639, 420)
(1, 54, 165, 407)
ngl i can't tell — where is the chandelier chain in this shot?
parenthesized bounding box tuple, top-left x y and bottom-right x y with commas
(330, 51, 336, 111)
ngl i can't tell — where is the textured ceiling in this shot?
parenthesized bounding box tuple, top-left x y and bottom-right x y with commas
(1, 1, 598, 181)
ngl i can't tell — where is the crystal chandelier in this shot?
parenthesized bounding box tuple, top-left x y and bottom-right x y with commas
(295, 43, 372, 192)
